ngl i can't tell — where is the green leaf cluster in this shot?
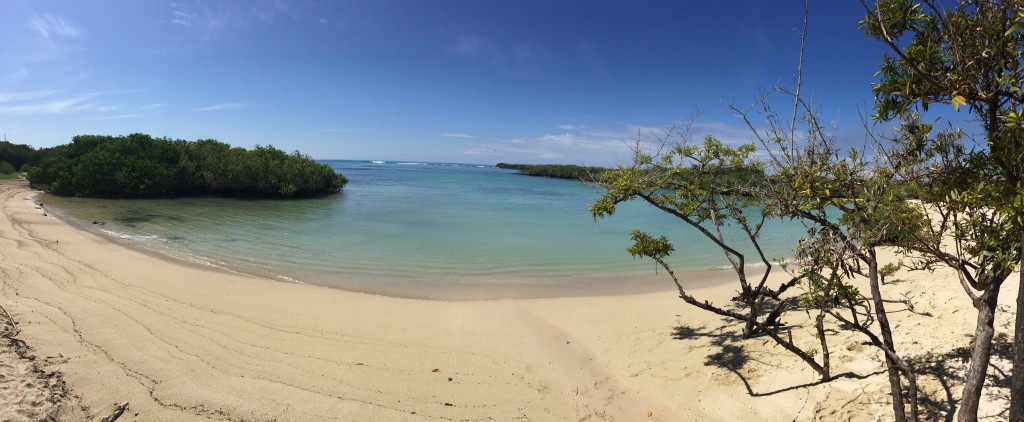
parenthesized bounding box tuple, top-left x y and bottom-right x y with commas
(0, 140, 39, 171)
(27, 134, 347, 198)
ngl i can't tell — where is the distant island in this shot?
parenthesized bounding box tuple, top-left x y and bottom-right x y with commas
(496, 163, 608, 181)
(2, 134, 346, 198)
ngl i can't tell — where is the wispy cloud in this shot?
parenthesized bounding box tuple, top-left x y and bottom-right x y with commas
(141, 103, 166, 109)
(0, 90, 62, 103)
(462, 125, 641, 165)
(447, 34, 546, 72)
(170, 8, 199, 27)
(689, 121, 759, 146)
(320, 127, 378, 133)
(0, 90, 123, 116)
(196, 101, 248, 111)
(442, 133, 475, 139)
(462, 120, 755, 166)
(250, 0, 299, 22)
(170, 1, 343, 41)
(28, 15, 81, 39)
(91, 114, 137, 120)
(0, 96, 117, 115)
(7, 14, 86, 79)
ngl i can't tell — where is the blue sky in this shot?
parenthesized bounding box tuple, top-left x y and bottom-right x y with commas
(1, 1, 896, 166)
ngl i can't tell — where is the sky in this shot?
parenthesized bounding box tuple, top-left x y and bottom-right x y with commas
(1, 1, 903, 166)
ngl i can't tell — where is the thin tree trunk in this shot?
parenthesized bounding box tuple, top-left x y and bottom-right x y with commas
(867, 249, 908, 421)
(1010, 241, 1024, 422)
(815, 311, 830, 380)
(958, 286, 1000, 422)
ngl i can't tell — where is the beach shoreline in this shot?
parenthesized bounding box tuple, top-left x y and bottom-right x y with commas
(0, 178, 1018, 421)
(40, 187, 751, 301)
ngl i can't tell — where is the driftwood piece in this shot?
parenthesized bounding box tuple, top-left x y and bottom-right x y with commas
(101, 402, 129, 422)
(0, 304, 19, 337)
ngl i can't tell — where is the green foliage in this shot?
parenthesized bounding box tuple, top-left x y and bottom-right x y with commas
(28, 134, 347, 198)
(626, 230, 674, 260)
(496, 163, 608, 181)
(0, 140, 38, 170)
(861, 0, 1024, 278)
(592, 135, 764, 230)
(0, 161, 15, 175)
(860, 1, 1024, 121)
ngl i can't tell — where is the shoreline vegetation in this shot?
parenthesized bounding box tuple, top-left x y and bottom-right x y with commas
(496, 162, 609, 180)
(2, 134, 347, 199)
(495, 162, 923, 200)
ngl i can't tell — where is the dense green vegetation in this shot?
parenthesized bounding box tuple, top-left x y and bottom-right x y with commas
(496, 162, 771, 196)
(496, 163, 608, 180)
(24, 134, 346, 198)
(0, 140, 39, 172)
(0, 161, 15, 175)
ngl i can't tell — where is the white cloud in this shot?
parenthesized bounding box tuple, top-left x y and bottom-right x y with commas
(196, 101, 248, 111)
(0, 98, 82, 114)
(141, 103, 166, 109)
(0, 89, 125, 116)
(11, 14, 85, 71)
(442, 133, 475, 139)
(0, 96, 117, 114)
(91, 114, 138, 120)
(690, 121, 759, 146)
(170, 1, 344, 41)
(0, 90, 62, 103)
(28, 15, 80, 39)
(171, 9, 198, 27)
(461, 120, 756, 166)
(320, 127, 377, 133)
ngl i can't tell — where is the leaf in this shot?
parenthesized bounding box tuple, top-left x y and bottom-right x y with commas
(1006, 18, 1024, 36)
(951, 94, 966, 112)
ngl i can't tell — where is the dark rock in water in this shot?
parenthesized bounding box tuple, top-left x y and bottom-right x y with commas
(92, 221, 104, 225)
(115, 214, 159, 224)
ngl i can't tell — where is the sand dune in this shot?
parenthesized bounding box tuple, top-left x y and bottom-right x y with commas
(0, 179, 1016, 421)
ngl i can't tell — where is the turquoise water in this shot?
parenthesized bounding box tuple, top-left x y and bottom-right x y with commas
(41, 160, 807, 298)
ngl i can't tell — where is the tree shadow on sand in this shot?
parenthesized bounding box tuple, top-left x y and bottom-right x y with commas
(910, 332, 1014, 422)
(671, 323, 878, 398)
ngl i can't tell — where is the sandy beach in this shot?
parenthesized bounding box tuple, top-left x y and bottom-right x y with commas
(0, 178, 1017, 421)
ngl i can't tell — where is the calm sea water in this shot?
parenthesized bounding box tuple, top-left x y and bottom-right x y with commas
(41, 160, 807, 298)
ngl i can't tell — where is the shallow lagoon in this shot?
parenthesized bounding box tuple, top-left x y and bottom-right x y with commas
(42, 160, 808, 298)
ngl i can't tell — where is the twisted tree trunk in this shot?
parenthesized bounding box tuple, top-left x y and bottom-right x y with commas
(1010, 240, 1024, 422)
(867, 249, 910, 421)
(958, 285, 1000, 422)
